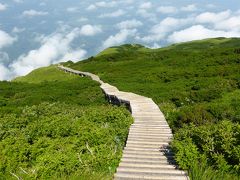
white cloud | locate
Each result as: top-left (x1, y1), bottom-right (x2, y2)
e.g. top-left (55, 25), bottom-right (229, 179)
top-left (181, 4), bottom-right (197, 12)
top-left (12, 27), bottom-right (25, 33)
top-left (10, 28), bottom-right (87, 77)
top-left (0, 52), bottom-right (10, 64)
top-left (168, 25), bottom-right (240, 43)
top-left (196, 10), bottom-right (240, 31)
top-left (215, 15), bottom-right (240, 32)
top-left (152, 17), bottom-right (190, 34)
top-left (102, 29), bottom-right (137, 49)
top-left (140, 9), bottom-right (240, 44)
top-left (206, 4), bottom-right (216, 9)
top-left (96, 1), bottom-right (117, 8)
top-left (116, 19), bottom-right (143, 29)
top-left (79, 24), bottom-right (102, 36)
top-left (196, 10), bottom-right (231, 24)
top-left (137, 9), bottom-right (156, 22)
top-left (39, 2), bottom-right (46, 6)
top-left (0, 29), bottom-right (17, 49)
top-left (137, 2), bottom-right (156, 21)
top-left (0, 3), bottom-right (7, 11)
top-left (99, 9), bottom-right (125, 18)
top-left (13, 0), bottom-right (23, 3)
top-left (139, 2), bottom-right (152, 9)
top-left (157, 6), bottom-right (178, 14)
top-left (126, 0), bottom-right (135, 3)
top-left (120, 0), bottom-right (135, 4)
top-left (147, 43), bottom-right (161, 49)
top-left (87, 1), bottom-right (117, 11)
top-left (157, 4), bottom-right (197, 14)
top-left (67, 7), bottom-right (78, 13)
top-left (22, 10), bottom-right (49, 17)
top-left (86, 4), bottom-right (96, 11)
top-left (0, 64), bottom-right (12, 80)
top-left (140, 17), bottom-right (192, 43)
top-left (78, 17), bottom-right (88, 22)
top-left (60, 49), bottom-right (86, 63)
top-left (215, 16), bottom-right (240, 31)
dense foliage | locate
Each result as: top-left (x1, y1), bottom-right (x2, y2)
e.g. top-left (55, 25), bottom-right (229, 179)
top-left (0, 66), bottom-right (133, 179)
top-left (70, 38), bottom-right (240, 179)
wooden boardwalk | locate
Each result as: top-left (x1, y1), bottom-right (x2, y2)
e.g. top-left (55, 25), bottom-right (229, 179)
top-left (59, 65), bottom-right (189, 180)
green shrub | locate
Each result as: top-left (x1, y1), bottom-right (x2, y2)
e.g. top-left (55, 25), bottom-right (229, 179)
top-left (0, 103), bottom-right (133, 179)
top-left (171, 137), bottom-right (200, 170)
top-left (0, 66), bottom-right (133, 179)
top-left (172, 121), bottom-right (240, 175)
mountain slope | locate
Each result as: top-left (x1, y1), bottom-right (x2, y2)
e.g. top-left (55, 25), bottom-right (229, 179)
top-left (69, 38), bottom-right (240, 179)
top-left (0, 65), bottom-right (133, 179)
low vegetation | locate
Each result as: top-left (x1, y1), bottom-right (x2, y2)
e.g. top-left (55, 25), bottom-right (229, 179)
top-left (69, 38), bottom-right (240, 179)
top-left (0, 66), bottom-right (133, 179)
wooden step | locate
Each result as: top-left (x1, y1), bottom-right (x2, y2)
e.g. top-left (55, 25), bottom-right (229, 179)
top-left (124, 147), bottom-right (170, 152)
top-left (117, 167), bottom-right (186, 175)
top-left (127, 137), bottom-right (172, 142)
top-left (129, 129), bottom-right (172, 133)
top-left (134, 117), bottom-right (165, 120)
top-left (130, 127), bottom-right (171, 130)
top-left (115, 173), bottom-right (188, 180)
top-left (123, 149), bottom-right (173, 156)
top-left (126, 141), bottom-right (171, 146)
top-left (129, 132), bottom-right (172, 136)
top-left (131, 124), bottom-right (169, 127)
top-left (122, 154), bottom-right (174, 160)
top-left (121, 156), bottom-right (173, 162)
top-left (119, 162), bottom-right (177, 170)
top-left (120, 158), bottom-right (173, 165)
top-left (133, 123), bottom-right (168, 126)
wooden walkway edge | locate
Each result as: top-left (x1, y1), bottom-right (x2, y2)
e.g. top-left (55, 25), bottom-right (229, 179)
top-left (58, 65), bottom-right (189, 180)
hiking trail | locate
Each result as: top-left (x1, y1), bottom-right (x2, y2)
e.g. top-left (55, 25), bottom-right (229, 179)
top-left (59, 65), bottom-right (189, 180)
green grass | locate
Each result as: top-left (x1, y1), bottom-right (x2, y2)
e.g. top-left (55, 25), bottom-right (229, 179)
top-left (69, 38), bottom-right (240, 179)
top-left (160, 37), bottom-right (239, 51)
top-left (96, 47), bottom-right (118, 57)
top-left (0, 65), bottom-right (133, 179)
top-left (13, 65), bottom-right (77, 83)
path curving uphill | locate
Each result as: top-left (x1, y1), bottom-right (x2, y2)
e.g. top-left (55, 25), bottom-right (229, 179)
top-left (59, 65), bottom-right (189, 180)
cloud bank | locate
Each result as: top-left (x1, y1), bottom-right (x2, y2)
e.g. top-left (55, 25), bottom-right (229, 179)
top-left (0, 27), bottom-right (87, 80)
top-left (11, 28), bottom-right (86, 77)
top-left (168, 25), bottom-right (240, 43)
top-left (137, 9), bottom-right (240, 44)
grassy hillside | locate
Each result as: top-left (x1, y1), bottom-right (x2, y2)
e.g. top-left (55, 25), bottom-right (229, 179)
top-left (0, 65), bottom-right (133, 179)
top-left (14, 65), bottom-right (78, 83)
top-left (69, 38), bottom-right (240, 179)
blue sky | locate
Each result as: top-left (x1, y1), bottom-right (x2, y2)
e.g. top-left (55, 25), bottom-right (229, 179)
top-left (0, 0), bottom-right (240, 80)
